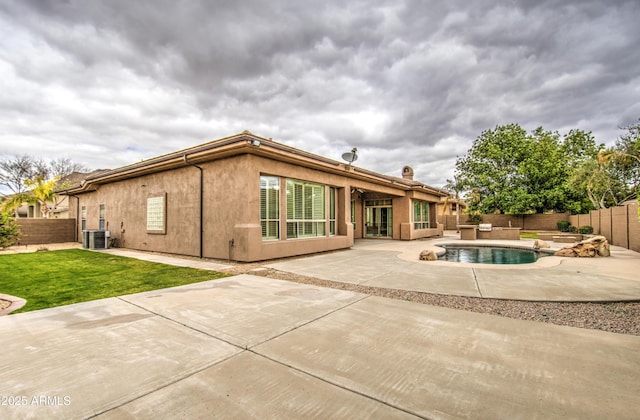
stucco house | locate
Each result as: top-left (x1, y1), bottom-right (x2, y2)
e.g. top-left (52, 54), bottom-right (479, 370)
top-left (62, 132), bottom-right (447, 262)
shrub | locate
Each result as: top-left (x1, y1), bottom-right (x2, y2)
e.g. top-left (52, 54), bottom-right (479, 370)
top-left (568, 225), bottom-right (578, 233)
top-left (0, 213), bottom-right (21, 248)
top-left (578, 225), bottom-right (594, 235)
top-left (557, 220), bottom-right (571, 232)
top-left (467, 213), bottom-right (483, 225)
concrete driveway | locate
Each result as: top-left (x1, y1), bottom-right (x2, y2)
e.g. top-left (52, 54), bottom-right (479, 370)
top-left (267, 237), bottom-right (640, 301)
top-left (2, 273), bottom-right (639, 419)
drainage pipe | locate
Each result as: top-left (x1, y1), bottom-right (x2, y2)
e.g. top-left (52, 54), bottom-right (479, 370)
top-left (183, 155), bottom-right (203, 259)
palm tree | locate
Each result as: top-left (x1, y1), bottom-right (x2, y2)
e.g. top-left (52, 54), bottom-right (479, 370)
top-left (1, 192), bottom-right (32, 217)
top-left (444, 177), bottom-right (462, 232)
top-left (24, 176), bottom-right (59, 218)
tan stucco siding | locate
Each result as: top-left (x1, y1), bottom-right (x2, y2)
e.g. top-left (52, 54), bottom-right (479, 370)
top-left (68, 151), bottom-right (444, 261)
top-left (73, 166), bottom-right (201, 256)
top-left (230, 155), bottom-right (354, 261)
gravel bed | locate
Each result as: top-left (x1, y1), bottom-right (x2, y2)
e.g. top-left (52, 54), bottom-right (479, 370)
top-left (223, 265), bottom-right (640, 337)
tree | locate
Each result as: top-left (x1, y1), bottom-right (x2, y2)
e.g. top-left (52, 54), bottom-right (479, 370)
top-left (568, 159), bottom-right (627, 209)
top-left (455, 124), bottom-right (529, 214)
top-left (0, 155), bottom-right (36, 195)
top-left (597, 119), bottom-right (640, 220)
top-left (24, 176), bottom-right (59, 218)
top-left (0, 155), bottom-right (88, 217)
top-left (0, 212), bottom-right (21, 248)
top-left (443, 176), bottom-right (463, 231)
top-left (455, 124), bottom-right (599, 214)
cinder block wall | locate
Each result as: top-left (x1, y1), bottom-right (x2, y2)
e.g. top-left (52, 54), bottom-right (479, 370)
top-left (439, 213), bottom-right (569, 231)
top-left (569, 204), bottom-right (639, 252)
top-left (15, 219), bottom-right (77, 245)
top-left (522, 213), bottom-right (570, 230)
top-left (629, 205), bottom-right (640, 252)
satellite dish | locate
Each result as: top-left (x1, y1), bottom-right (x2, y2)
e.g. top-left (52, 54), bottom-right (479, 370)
top-left (342, 147), bottom-right (358, 164)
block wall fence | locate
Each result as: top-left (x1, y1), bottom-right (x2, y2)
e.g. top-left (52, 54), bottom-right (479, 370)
top-left (438, 204), bottom-right (638, 252)
top-left (569, 203), bottom-right (639, 252)
top-left (438, 213), bottom-right (570, 231)
top-left (15, 219), bottom-right (77, 245)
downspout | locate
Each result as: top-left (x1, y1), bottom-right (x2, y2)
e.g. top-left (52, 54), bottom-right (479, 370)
top-left (183, 155), bottom-right (204, 259)
top-left (68, 194), bottom-right (80, 242)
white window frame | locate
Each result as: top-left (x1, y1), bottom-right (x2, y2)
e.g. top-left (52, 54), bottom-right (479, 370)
top-left (260, 176), bottom-right (280, 240)
top-left (329, 187), bottom-right (337, 236)
top-left (99, 204), bottom-right (106, 230)
top-left (413, 200), bottom-right (430, 230)
top-left (81, 206), bottom-right (87, 230)
top-left (286, 179), bottom-right (326, 239)
top-left (147, 193), bottom-right (167, 234)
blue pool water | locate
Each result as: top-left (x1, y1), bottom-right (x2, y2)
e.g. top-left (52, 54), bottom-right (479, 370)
top-left (438, 245), bottom-right (547, 264)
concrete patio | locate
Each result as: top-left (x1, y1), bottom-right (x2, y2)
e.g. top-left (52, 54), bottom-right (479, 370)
top-left (1, 237), bottom-right (640, 418)
top-left (267, 236), bottom-right (640, 301)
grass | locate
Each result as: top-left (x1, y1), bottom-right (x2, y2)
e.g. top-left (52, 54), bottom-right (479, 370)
top-left (520, 232), bottom-right (539, 239)
top-left (0, 249), bottom-right (229, 313)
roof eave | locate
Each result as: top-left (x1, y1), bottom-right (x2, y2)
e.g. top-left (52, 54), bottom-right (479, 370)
top-left (60, 132), bottom-right (448, 197)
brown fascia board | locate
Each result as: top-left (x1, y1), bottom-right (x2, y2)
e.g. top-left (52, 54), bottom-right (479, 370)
top-left (60, 132), bottom-right (447, 197)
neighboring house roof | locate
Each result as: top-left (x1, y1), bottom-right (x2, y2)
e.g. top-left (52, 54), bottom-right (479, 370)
top-left (57, 170), bottom-right (110, 190)
top-left (61, 131), bottom-right (449, 197)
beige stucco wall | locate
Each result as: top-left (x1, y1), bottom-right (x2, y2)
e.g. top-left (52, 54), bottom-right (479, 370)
top-left (70, 166), bottom-right (201, 256)
top-left (69, 153), bottom-right (443, 261)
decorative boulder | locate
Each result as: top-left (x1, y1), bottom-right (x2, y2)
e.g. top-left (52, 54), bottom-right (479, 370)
top-left (419, 250), bottom-right (438, 261)
top-left (533, 239), bottom-right (550, 250)
top-left (554, 235), bottom-right (610, 258)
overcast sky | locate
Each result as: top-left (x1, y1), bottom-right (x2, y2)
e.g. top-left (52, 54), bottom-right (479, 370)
top-left (1, 0), bottom-right (638, 190)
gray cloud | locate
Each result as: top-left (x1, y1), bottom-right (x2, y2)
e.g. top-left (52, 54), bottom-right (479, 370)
top-left (1, 0), bottom-right (638, 189)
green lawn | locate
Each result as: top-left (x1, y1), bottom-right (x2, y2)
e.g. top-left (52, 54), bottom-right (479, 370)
top-left (0, 249), bottom-right (229, 313)
top-left (520, 232), bottom-right (539, 239)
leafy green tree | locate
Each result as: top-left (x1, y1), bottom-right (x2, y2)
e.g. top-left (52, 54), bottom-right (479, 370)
top-left (568, 159), bottom-right (627, 209)
top-left (455, 124), bottom-right (529, 214)
top-left (24, 176), bottom-right (59, 218)
top-left (455, 124), bottom-right (599, 214)
top-left (0, 213), bottom-right (21, 248)
top-left (597, 119), bottom-right (640, 220)
top-left (600, 120), bottom-right (640, 194)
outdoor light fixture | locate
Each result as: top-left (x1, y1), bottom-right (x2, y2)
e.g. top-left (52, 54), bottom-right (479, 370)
top-left (250, 139), bottom-right (261, 147)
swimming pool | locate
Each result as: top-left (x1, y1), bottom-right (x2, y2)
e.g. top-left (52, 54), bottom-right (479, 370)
top-left (438, 244), bottom-right (550, 264)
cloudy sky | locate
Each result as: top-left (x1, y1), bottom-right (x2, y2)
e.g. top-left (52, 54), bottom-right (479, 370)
top-left (1, 0), bottom-right (638, 189)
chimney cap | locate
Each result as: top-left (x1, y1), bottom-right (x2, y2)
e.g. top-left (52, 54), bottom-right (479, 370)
top-left (402, 165), bottom-right (414, 180)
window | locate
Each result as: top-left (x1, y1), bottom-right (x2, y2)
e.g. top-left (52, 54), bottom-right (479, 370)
top-left (99, 204), bottom-right (105, 230)
top-left (260, 176), bottom-right (280, 240)
top-left (350, 199), bottom-right (356, 227)
top-left (81, 206), bottom-right (86, 230)
top-left (413, 200), bottom-right (430, 230)
top-left (286, 179), bottom-right (325, 238)
top-left (147, 193), bottom-right (166, 234)
top-left (329, 187), bottom-right (336, 235)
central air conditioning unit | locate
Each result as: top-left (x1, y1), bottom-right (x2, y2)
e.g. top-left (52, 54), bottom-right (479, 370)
top-left (82, 230), bottom-right (109, 250)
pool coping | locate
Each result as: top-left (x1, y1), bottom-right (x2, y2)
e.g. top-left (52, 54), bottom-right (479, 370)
top-left (430, 242), bottom-right (556, 267)
top-left (396, 239), bottom-right (566, 270)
